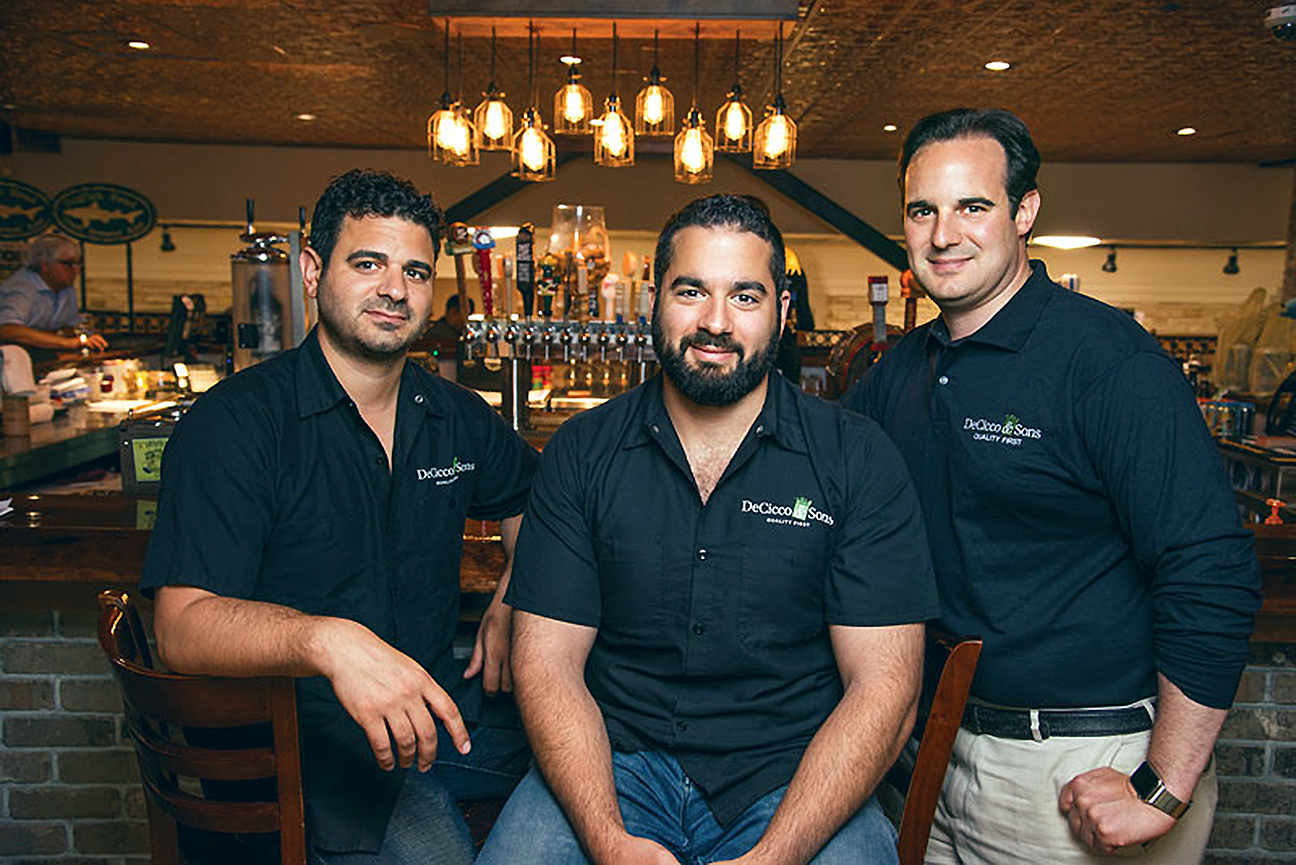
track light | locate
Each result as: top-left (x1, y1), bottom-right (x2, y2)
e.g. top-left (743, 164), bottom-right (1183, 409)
top-left (1223, 248), bottom-right (1239, 275)
top-left (160, 228), bottom-right (176, 252)
top-left (1101, 247), bottom-right (1116, 273)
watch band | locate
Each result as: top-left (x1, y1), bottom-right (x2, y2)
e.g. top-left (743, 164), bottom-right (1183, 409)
top-left (1129, 761), bottom-right (1191, 820)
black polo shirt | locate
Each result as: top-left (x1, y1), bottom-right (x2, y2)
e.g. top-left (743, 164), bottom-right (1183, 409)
top-left (843, 261), bottom-right (1260, 711)
top-left (141, 327), bottom-right (537, 852)
top-left (507, 372), bottom-right (937, 826)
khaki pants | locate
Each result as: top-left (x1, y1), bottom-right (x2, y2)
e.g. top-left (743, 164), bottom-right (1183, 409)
top-left (922, 726), bottom-right (1217, 865)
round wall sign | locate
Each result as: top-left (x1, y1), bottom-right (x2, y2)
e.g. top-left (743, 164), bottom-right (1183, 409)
top-left (0, 179), bottom-right (54, 241)
top-left (52, 183), bottom-right (157, 244)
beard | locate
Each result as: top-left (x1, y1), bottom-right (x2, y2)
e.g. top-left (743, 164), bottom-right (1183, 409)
top-left (652, 305), bottom-right (780, 407)
top-left (316, 288), bottom-right (424, 363)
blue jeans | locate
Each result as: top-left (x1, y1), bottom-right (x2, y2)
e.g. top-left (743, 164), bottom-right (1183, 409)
top-left (478, 751), bottom-right (898, 865)
top-left (309, 724), bottom-right (529, 865)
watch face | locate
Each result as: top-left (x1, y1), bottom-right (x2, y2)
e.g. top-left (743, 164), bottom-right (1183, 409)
top-left (1130, 762), bottom-right (1158, 798)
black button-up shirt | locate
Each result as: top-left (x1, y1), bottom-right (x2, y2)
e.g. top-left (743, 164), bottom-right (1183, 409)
top-left (844, 261), bottom-right (1260, 710)
top-left (507, 372), bottom-right (937, 826)
top-left (141, 328), bottom-right (537, 851)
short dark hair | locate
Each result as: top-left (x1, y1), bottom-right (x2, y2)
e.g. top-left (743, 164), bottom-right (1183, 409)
top-left (307, 169), bottom-right (443, 270)
top-left (898, 108), bottom-right (1041, 214)
top-left (654, 194), bottom-right (787, 296)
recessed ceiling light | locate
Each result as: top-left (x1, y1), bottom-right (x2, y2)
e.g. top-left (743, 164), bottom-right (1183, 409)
top-left (559, 54), bottom-right (581, 65)
top-left (1, 103), bottom-right (15, 111)
top-left (272, 45), bottom-right (287, 55)
top-left (984, 60), bottom-right (1011, 71)
top-left (883, 124), bottom-right (898, 132)
top-left (295, 113), bottom-right (316, 121)
top-left (127, 40), bottom-right (151, 50)
top-left (1032, 235), bottom-right (1103, 249)
top-left (1177, 126), bottom-right (1197, 136)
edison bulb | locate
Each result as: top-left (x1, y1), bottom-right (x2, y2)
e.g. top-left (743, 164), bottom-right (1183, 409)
top-left (434, 113), bottom-right (457, 151)
top-left (643, 88), bottom-right (664, 125)
top-left (764, 116), bottom-right (790, 159)
top-left (450, 117), bottom-right (471, 156)
top-left (680, 128), bottom-right (705, 173)
top-left (562, 86), bottom-right (586, 123)
top-left (601, 113), bottom-right (627, 157)
top-left (724, 103), bottom-right (747, 141)
top-left (484, 101), bottom-right (508, 141)
top-left (520, 128), bottom-right (546, 172)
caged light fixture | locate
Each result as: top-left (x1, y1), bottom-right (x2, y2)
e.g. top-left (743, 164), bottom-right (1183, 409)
top-left (554, 28), bottom-right (593, 134)
top-left (715, 30), bottom-right (752, 153)
top-left (427, 21), bottom-right (461, 163)
top-left (635, 30), bottom-right (674, 136)
top-left (512, 24), bottom-right (555, 182)
top-left (753, 22), bottom-right (796, 170)
top-left (674, 23), bottom-right (713, 185)
top-left (447, 33), bottom-right (479, 165)
top-left (474, 27), bottom-right (513, 150)
top-left (593, 23), bottom-right (634, 167)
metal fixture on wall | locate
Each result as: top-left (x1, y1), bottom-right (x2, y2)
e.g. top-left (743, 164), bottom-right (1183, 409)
top-left (1102, 246), bottom-right (1117, 272)
top-left (513, 24), bottom-right (555, 182)
top-left (160, 227), bottom-right (176, 252)
top-left (474, 27), bottom-right (513, 150)
top-left (635, 30), bottom-right (674, 136)
top-left (753, 22), bottom-right (795, 169)
top-left (1224, 247), bottom-right (1240, 274)
top-left (716, 30), bottom-right (752, 153)
top-left (674, 23), bottom-right (713, 184)
top-left (594, 23), bottom-right (634, 167)
top-left (554, 28), bottom-right (593, 134)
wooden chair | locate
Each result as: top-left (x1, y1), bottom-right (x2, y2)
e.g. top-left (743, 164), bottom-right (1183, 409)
top-left (894, 630), bottom-right (983, 865)
top-left (97, 589), bottom-right (306, 865)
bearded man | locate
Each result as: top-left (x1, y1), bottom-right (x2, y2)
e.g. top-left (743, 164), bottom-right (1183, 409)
top-left (143, 169), bottom-right (536, 864)
top-left (478, 194), bottom-right (938, 865)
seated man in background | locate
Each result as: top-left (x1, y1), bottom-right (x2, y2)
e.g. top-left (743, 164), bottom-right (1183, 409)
top-left (480, 194), bottom-right (939, 865)
top-left (142, 169), bottom-right (536, 864)
top-left (0, 233), bottom-right (107, 359)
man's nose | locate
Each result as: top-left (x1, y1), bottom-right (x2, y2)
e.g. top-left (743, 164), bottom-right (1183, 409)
top-left (377, 266), bottom-right (408, 300)
top-left (931, 212), bottom-right (960, 249)
top-left (697, 294), bottom-right (732, 334)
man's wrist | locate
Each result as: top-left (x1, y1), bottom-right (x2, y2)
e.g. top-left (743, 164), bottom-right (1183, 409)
top-left (1130, 761), bottom-right (1191, 819)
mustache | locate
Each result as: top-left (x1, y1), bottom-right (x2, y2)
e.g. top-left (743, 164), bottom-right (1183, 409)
top-left (362, 298), bottom-right (410, 319)
top-left (680, 331), bottom-right (742, 355)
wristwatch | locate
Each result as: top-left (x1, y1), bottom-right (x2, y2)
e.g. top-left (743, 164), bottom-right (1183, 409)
top-left (78, 332), bottom-right (88, 347)
top-left (1130, 761), bottom-right (1191, 819)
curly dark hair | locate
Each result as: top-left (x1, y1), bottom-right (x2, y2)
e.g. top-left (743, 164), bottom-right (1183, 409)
top-left (898, 108), bottom-right (1040, 215)
top-left (307, 169), bottom-right (443, 270)
top-left (653, 194), bottom-right (787, 296)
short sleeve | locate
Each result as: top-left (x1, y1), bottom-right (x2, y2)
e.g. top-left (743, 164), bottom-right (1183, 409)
top-left (826, 419), bottom-right (940, 626)
top-left (504, 420), bottom-right (602, 627)
top-left (0, 282), bottom-right (36, 327)
top-left (139, 389), bottom-right (278, 599)
top-left (462, 392), bottom-right (538, 521)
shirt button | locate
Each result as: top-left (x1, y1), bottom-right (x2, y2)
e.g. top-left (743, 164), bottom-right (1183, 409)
top-left (650, 423), bottom-right (660, 434)
top-left (938, 375), bottom-right (949, 385)
top-left (697, 549), bottom-right (707, 561)
top-left (755, 424), bottom-right (764, 434)
top-left (676, 721), bottom-right (688, 732)
top-left (375, 455), bottom-right (384, 466)
top-left (414, 394), bottom-right (424, 404)
top-left (692, 623), bottom-right (705, 635)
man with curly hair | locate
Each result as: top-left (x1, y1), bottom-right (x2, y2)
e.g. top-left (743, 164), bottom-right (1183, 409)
top-left (142, 169), bottom-right (537, 864)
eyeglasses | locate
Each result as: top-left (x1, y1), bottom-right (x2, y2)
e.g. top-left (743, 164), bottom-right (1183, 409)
top-left (56, 259), bottom-right (82, 268)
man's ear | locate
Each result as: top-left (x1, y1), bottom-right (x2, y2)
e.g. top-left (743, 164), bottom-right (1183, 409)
top-left (1015, 189), bottom-right (1041, 239)
top-left (300, 247), bottom-right (323, 299)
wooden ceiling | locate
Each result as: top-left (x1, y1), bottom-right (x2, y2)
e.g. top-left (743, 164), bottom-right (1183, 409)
top-left (0, 0), bottom-right (1292, 163)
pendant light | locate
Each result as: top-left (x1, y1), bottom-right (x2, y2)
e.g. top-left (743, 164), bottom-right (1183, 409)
top-left (474, 27), bottom-right (512, 150)
top-left (428, 21), bottom-right (460, 162)
top-left (674, 24), bottom-right (713, 185)
top-left (513, 24), bottom-right (555, 182)
top-left (715, 30), bottom-right (752, 153)
top-left (594, 23), bottom-right (634, 167)
top-left (753, 23), bottom-right (796, 170)
top-left (554, 28), bottom-right (593, 134)
top-left (448, 33), bottom-right (479, 166)
top-left (635, 30), bottom-right (674, 136)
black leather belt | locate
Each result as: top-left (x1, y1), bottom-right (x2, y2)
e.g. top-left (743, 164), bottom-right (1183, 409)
top-left (962, 702), bottom-right (1154, 740)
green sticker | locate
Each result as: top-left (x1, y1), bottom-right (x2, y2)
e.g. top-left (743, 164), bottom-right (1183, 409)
top-left (135, 499), bottom-right (158, 530)
top-left (131, 437), bottom-right (168, 483)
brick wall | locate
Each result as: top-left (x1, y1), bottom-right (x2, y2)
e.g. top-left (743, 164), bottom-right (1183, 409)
top-left (1, 609), bottom-right (149, 865)
top-left (3, 603), bottom-right (1294, 864)
top-left (1208, 642), bottom-right (1296, 864)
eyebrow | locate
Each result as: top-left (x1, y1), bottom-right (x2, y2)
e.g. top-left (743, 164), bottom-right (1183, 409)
top-left (669, 275), bottom-right (769, 295)
top-left (906, 196), bottom-right (997, 212)
top-left (346, 249), bottom-right (433, 275)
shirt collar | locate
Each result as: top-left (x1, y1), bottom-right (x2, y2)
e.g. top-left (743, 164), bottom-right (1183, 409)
top-left (623, 371), bottom-right (806, 453)
top-left (294, 327), bottom-right (443, 419)
top-left (927, 259), bottom-right (1055, 353)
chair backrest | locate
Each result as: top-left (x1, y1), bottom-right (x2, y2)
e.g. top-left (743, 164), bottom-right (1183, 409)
top-left (97, 589), bottom-right (306, 865)
top-left (896, 630), bottom-right (982, 865)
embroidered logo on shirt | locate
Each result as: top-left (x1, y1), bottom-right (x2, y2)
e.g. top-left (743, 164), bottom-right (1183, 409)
top-left (963, 413), bottom-right (1043, 447)
top-left (416, 456), bottom-right (476, 485)
top-left (742, 496), bottom-right (834, 527)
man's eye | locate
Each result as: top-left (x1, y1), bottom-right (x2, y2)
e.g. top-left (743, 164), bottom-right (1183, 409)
top-left (406, 268), bottom-right (429, 281)
top-left (909, 207), bottom-right (932, 219)
top-left (733, 293), bottom-right (759, 305)
top-left (355, 260), bottom-right (378, 270)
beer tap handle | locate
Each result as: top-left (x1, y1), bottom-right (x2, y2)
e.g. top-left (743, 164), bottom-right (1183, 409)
top-left (473, 228), bottom-right (496, 318)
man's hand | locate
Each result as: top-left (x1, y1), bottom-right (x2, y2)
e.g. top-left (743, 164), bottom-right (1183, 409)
top-left (318, 618), bottom-right (471, 772)
top-left (1058, 767), bottom-right (1177, 854)
top-left (597, 834), bottom-right (679, 864)
top-left (81, 333), bottom-right (108, 351)
top-left (463, 595), bottom-right (512, 695)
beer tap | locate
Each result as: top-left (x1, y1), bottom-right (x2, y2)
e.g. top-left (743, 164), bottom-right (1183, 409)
top-left (472, 228), bottom-right (496, 319)
top-left (598, 326), bottom-right (611, 363)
